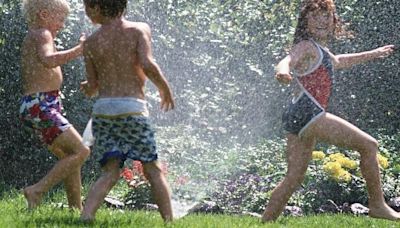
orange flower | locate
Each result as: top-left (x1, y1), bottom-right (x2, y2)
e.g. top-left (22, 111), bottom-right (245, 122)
top-left (132, 160), bottom-right (144, 176)
top-left (120, 167), bottom-right (133, 181)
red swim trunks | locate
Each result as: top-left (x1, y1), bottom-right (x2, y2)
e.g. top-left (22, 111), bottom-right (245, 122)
top-left (19, 90), bottom-right (72, 145)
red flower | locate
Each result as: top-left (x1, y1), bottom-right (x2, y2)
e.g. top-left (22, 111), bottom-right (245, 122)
top-left (120, 167), bottom-right (134, 181)
top-left (132, 160), bottom-right (144, 177)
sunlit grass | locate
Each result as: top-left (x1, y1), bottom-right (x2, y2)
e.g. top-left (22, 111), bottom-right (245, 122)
top-left (0, 190), bottom-right (399, 228)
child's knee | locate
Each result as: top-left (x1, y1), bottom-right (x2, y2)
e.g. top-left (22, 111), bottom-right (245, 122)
top-left (78, 145), bottom-right (91, 160)
top-left (109, 171), bottom-right (121, 184)
top-left (285, 171), bottom-right (307, 187)
top-left (143, 162), bottom-right (163, 179)
top-left (366, 138), bottom-right (379, 152)
top-left (101, 164), bottom-right (121, 183)
top-left (359, 138), bottom-right (379, 155)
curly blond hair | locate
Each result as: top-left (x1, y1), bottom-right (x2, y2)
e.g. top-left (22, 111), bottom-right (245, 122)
top-left (22, 0), bottom-right (70, 25)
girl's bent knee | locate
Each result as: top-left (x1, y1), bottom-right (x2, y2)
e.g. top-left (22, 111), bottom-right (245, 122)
top-left (360, 138), bottom-right (379, 155)
top-left (368, 138), bottom-right (379, 150)
top-left (285, 172), bottom-right (306, 187)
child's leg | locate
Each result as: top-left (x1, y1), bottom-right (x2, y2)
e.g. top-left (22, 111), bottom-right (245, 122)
top-left (143, 161), bottom-right (173, 222)
top-left (80, 158), bottom-right (121, 221)
top-left (23, 127), bottom-right (90, 209)
top-left (52, 147), bottom-right (83, 210)
top-left (63, 169), bottom-right (83, 210)
top-left (309, 113), bottom-right (400, 220)
top-left (262, 134), bottom-right (315, 222)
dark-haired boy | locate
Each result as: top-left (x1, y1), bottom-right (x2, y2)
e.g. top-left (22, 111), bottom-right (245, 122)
top-left (80, 0), bottom-right (175, 222)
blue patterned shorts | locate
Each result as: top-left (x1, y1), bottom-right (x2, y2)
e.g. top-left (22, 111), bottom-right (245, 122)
top-left (92, 115), bottom-right (157, 167)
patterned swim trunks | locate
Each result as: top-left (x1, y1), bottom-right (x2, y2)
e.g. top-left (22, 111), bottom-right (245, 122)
top-left (19, 90), bottom-right (72, 145)
top-left (92, 115), bottom-right (157, 167)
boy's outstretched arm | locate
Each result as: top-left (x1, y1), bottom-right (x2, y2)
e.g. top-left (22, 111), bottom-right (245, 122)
top-left (137, 24), bottom-right (175, 112)
top-left (36, 29), bottom-right (85, 68)
top-left (81, 42), bottom-right (99, 97)
top-left (335, 45), bottom-right (395, 69)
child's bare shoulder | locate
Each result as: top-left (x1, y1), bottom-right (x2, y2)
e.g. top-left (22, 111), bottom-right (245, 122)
top-left (25, 28), bottom-right (53, 44)
top-left (290, 40), bottom-right (319, 60)
top-left (125, 21), bottom-right (151, 35)
top-left (23, 28), bottom-right (53, 53)
top-left (292, 40), bottom-right (316, 54)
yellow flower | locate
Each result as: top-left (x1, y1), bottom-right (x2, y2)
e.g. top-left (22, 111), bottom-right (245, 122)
top-left (377, 154), bottom-right (389, 169)
top-left (312, 151), bottom-right (325, 160)
top-left (329, 153), bottom-right (345, 161)
top-left (323, 161), bottom-right (342, 175)
top-left (329, 153), bottom-right (357, 170)
top-left (338, 157), bottom-right (358, 170)
top-left (333, 169), bottom-right (352, 182)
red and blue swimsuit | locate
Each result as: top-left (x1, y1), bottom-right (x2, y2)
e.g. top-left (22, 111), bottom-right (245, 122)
top-left (282, 41), bottom-right (334, 136)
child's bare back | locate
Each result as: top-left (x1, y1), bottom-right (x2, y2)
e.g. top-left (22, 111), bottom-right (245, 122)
top-left (84, 19), bottom-right (152, 98)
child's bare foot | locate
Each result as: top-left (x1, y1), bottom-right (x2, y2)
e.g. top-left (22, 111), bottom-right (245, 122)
top-left (369, 204), bottom-right (400, 221)
top-left (261, 212), bottom-right (278, 223)
top-left (22, 186), bottom-right (42, 209)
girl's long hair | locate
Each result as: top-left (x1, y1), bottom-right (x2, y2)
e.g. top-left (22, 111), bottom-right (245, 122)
top-left (293, 0), bottom-right (347, 45)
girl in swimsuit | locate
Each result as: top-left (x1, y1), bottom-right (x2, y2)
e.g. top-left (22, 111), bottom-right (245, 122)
top-left (263, 0), bottom-right (397, 222)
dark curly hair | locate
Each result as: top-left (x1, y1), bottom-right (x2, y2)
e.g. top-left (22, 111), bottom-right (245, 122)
top-left (84, 0), bottom-right (127, 18)
top-left (293, 0), bottom-right (348, 44)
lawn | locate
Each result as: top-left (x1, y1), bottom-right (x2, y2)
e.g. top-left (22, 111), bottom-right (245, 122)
top-left (0, 191), bottom-right (399, 228)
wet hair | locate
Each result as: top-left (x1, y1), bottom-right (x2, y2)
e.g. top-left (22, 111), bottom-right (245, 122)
top-left (83, 0), bottom-right (127, 18)
top-left (22, 0), bottom-right (70, 25)
top-left (293, 0), bottom-right (346, 44)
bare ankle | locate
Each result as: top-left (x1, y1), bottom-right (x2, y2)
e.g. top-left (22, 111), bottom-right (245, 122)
top-left (163, 215), bottom-right (173, 223)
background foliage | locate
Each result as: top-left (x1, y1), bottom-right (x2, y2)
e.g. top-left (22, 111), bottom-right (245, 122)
top-left (0, 0), bottom-right (399, 212)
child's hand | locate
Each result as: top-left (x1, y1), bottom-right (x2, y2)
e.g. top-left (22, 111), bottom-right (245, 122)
top-left (160, 90), bottom-right (175, 112)
top-left (75, 33), bottom-right (86, 56)
top-left (275, 72), bottom-right (293, 85)
top-left (372, 45), bottom-right (395, 58)
top-left (79, 33), bottom-right (86, 45)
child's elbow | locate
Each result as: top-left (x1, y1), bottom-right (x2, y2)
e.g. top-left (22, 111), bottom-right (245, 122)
top-left (141, 60), bottom-right (158, 75)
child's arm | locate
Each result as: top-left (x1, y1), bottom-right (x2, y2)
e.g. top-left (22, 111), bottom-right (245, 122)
top-left (36, 29), bottom-right (84, 68)
top-left (81, 42), bottom-right (99, 97)
top-left (275, 55), bottom-right (293, 84)
top-left (275, 41), bottom-right (317, 84)
top-left (137, 23), bottom-right (175, 112)
top-left (334, 45), bottom-right (395, 69)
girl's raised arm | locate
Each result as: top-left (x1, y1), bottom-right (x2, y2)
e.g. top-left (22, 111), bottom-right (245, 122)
top-left (334, 45), bottom-right (395, 69)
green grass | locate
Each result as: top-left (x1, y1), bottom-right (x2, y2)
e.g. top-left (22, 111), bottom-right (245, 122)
top-left (0, 191), bottom-right (399, 228)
